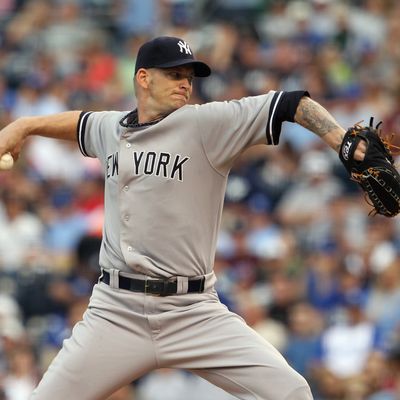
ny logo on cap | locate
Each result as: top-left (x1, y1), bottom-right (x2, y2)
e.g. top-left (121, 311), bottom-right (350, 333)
top-left (177, 40), bottom-right (192, 55)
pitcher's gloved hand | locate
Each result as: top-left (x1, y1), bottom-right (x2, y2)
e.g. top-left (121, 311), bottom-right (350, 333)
top-left (339, 118), bottom-right (400, 217)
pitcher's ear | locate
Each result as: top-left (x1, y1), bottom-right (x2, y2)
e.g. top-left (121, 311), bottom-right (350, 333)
top-left (136, 68), bottom-right (150, 89)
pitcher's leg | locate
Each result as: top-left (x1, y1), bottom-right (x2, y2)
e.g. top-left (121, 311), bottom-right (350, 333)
top-left (193, 364), bottom-right (312, 400)
top-left (157, 294), bottom-right (313, 400)
top-left (30, 285), bottom-right (156, 400)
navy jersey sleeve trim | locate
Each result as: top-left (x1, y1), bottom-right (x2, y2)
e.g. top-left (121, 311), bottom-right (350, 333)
top-left (77, 111), bottom-right (92, 157)
top-left (266, 90), bottom-right (310, 145)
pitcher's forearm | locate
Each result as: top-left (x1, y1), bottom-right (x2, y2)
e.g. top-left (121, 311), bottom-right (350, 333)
top-left (19, 111), bottom-right (82, 141)
top-left (0, 111), bottom-right (82, 158)
top-left (294, 96), bottom-right (345, 153)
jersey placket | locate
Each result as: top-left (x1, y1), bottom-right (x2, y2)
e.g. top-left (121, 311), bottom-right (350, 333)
top-left (118, 135), bottom-right (139, 267)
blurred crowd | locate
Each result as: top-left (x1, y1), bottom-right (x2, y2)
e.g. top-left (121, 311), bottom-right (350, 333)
top-left (0, 0), bottom-right (400, 399)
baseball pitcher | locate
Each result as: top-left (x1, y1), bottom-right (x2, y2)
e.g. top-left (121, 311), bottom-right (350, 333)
top-left (0, 36), bottom-right (371, 400)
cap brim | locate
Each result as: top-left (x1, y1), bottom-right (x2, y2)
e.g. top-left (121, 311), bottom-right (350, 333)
top-left (155, 59), bottom-right (211, 77)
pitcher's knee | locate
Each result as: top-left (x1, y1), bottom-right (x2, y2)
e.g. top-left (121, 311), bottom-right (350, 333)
top-left (284, 379), bottom-right (313, 400)
top-left (277, 367), bottom-right (313, 400)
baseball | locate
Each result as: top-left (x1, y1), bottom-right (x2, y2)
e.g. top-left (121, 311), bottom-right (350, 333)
top-left (0, 152), bottom-right (14, 170)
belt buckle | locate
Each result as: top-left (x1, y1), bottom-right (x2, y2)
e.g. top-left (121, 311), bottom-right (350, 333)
top-left (144, 279), bottom-right (156, 296)
top-left (144, 278), bottom-right (165, 296)
top-left (145, 278), bottom-right (176, 296)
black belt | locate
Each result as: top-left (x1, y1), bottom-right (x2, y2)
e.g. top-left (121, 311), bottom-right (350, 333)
top-left (100, 270), bottom-right (205, 296)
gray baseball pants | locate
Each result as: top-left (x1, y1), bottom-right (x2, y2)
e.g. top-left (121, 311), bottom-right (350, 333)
top-left (30, 275), bottom-right (313, 400)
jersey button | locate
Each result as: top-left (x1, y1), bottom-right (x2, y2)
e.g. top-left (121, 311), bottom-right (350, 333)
top-left (126, 143), bottom-right (131, 148)
top-left (127, 246), bottom-right (133, 252)
top-left (124, 215), bottom-right (130, 221)
top-left (123, 186), bottom-right (129, 192)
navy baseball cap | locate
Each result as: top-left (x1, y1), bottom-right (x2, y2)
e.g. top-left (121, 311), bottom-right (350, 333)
top-left (135, 36), bottom-right (211, 77)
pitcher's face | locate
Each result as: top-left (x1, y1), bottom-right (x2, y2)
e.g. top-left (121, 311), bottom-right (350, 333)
top-left (144, 65), bottom-right (194, 114)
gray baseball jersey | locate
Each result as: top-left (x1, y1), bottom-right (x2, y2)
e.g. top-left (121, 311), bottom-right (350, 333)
top-left (31, 90), bottom-right (313, 400)
top-left (77, 91), bottom-right (303, 278)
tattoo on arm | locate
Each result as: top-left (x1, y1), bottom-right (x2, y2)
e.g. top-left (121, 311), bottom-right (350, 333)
top-left (294, 96), bottom-right (345, 151)
top-left (295, 97), bottom-right (344, 144)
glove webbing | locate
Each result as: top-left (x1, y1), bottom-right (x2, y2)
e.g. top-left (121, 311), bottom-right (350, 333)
top-left (357, 167), bottom-right (400, 217)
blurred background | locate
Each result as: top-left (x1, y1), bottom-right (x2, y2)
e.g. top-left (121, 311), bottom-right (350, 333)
top-left (0, 0), bottom-right (400, 399)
